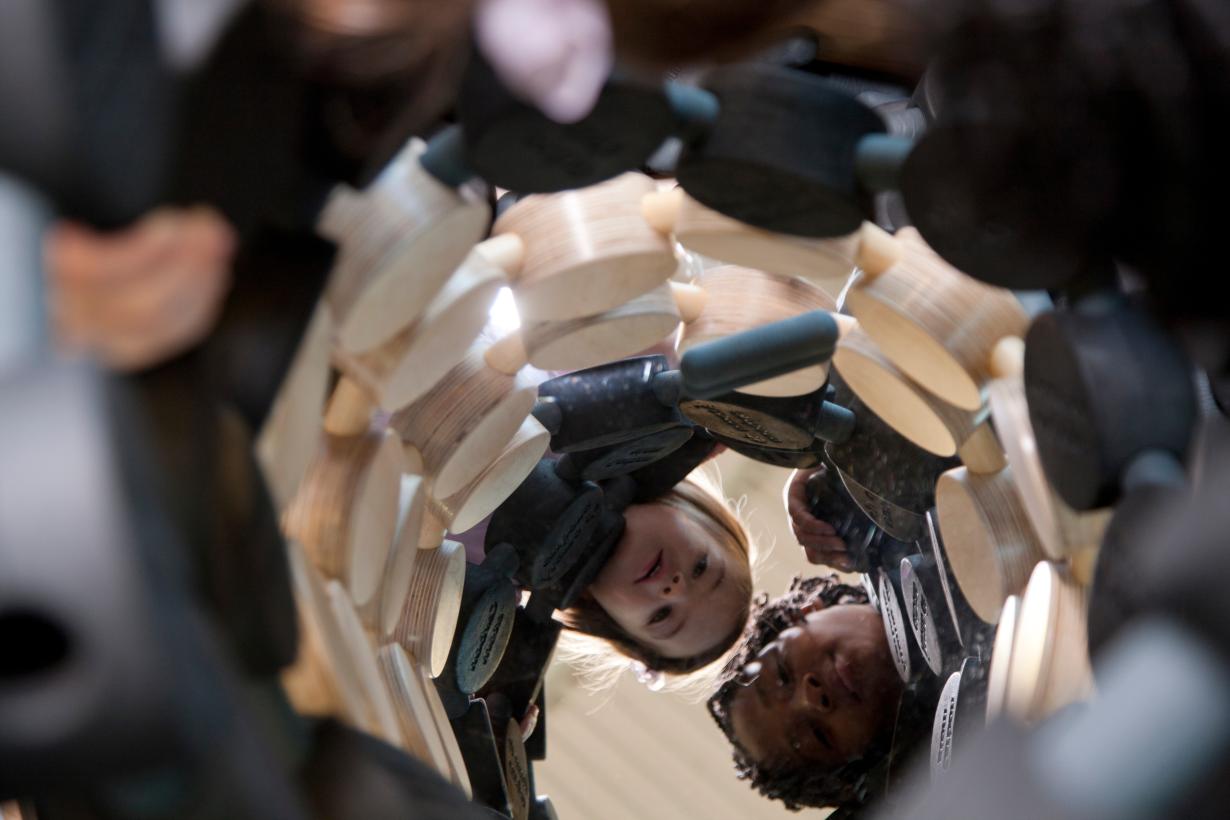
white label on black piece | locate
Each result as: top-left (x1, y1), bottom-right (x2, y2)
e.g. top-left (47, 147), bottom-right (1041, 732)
top-left (906, 566), bottom-right (943, 675)
top-left (931, 670), bottom-right (963, 777)
top-left (878, 570), bottom-right (911, 682)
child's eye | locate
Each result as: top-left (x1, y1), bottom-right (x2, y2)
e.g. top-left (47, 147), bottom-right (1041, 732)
top-left (649, 606), bottom-right (671, 625)
top-left (691, 554), bottom-right (709, 579)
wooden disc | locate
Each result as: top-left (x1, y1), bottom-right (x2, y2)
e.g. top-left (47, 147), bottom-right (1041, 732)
top-left (936, 466), bottom-right (1047, 623)
top-left (392, 539), bottom-right (466, 678)
top-left (432, 415), bottom-right (551, 535)
top-left (495, 173), bottom-right (676, 322)
top-left (984, 594), bottom-right (1019, 721)
top-left (672, 193), bottom-right (861, 301)
top-left (1006, 562), bottom-right (1092, 723)
top-left (415, 661), bottom-right (472, 796)
top-left (503, 718), bottom-right (531, 820)
top-left (282, 431), bottom-right (405, 612)
top-left (523, 283), bottom-right (681, 371)
top-left (834, 325), bottom-right (986, 456)
top-left (846, 228), bottom-right (1028, 410)
top-left (679, 266), bottom-right (837, 397)
top-left (988, 375), bottom-right (1112, 560)
top-left (282, 542), bottom-right (370, 726)
top-left (379, 475), bottom-right (427, 636)
top-left (391, 344), bottom-right (537, 499)
top-left (377, 643), bottom-right (454, 777)
top-left (257, 303), bottom-right (333, 510)
top-left (325, 581), bottom-right (404, 747)
top-left (321, 139), bottom-right (491, 353)
top-left (336, 248), bottom-right (508, 411)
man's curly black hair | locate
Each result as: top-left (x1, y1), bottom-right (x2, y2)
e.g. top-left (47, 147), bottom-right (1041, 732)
top-left (706, 574), bottom-right (937, 814)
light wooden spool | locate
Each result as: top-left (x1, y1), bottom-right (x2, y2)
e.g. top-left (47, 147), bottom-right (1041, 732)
top-left (318, 137), bottom-right (490, 353)
top-left (494, 173), bottom-right (676, 322)
top-left (376, 473), bottom-right (427, 637)
top-left (281, 542), bottom-right (371, 727)
top-left (678, 266), bottom-right (838, 397)
top-left (985, 594), bottom-right (1019, 721)
top-left (846, 227), bottom-right (1029, 410)
top-left (331, 239), bottom-right (519, 412)
top-left (649, 188), bottom-right (865, 302)
top-left (1005, 562), bottom-right (1093, 723)
top-left (427, 414), bottom-right (550, 534)
top-left (377, 643), bottom-right (458, 782)
top-left (520, 281), bottom-right (686, 372)
top-left (390, 341), bottom-right (537, 500)
top-left (834, 323), bottom-right (989, 457)
top-left (325, 580), bottom-right (405, 747)
top-left (936, 465), bottom-right (1047, 623)
top-left (391, 537), bottom-right (466, 678)
top-left (988, 374), bottom-right (1112, 562)
top-left (281, 430), bottom-right (405, 617)
top-left (257, 303), bottom-right (333, 510)
top-left (414, 659), bottom-right (472, 796)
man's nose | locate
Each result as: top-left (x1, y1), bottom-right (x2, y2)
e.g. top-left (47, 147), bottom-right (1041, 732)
top-left (793, 671), bottom-right (833, 714)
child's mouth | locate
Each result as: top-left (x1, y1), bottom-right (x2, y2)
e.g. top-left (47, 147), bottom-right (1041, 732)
top-left (635, 551), bottom-right (664, 584)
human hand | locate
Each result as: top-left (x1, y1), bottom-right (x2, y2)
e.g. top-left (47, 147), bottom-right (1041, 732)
top-left (45, 206), bottom-right (236, 371)
top-left (785, 467), bottom-right (855, 571)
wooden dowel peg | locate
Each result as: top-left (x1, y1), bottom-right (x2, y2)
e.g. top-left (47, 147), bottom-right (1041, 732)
top-left (642, 188), bottom-right (684, 236)
top-left (323, 376), bottom-right (374, 437)
top-left (669, 281), bottom-right (707, 323)
top-left (474, 233), bottom-right (527, 278)
top-left (484, 332), bottom-right (529, 376)
top-left (989, 336), bottom-right (1026, 380)
top-left (957, 423), bottom-right (1008, 475)
top-left (854, 222), bottom-right (900, 278)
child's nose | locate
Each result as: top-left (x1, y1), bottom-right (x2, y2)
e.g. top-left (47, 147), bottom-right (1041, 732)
top-left (661, 572), bottom-right (684, 596)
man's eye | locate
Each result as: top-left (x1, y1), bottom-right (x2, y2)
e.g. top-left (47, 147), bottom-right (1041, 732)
top-left (649, 606), bottom-right (671, 625)
top-left (692, 554), bottom-right (708, 579)
top-left (776, 657), bottom-right (791, 687)
top-left (812, 726), bottom-right (832, 750)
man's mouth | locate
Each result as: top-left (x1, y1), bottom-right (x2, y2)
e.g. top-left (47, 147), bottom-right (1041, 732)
top-left (635, 551), bottom-right (664, 584)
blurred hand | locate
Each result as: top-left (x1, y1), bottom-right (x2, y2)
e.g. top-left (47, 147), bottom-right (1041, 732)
top-left (785, 467), bottom-right (855, 571)
top-left (475, 0), bottom-right (613, 123)
top-left (518, 702), bottom-right (540, 742)
top-left (45, 206), bottom-right (236, 371)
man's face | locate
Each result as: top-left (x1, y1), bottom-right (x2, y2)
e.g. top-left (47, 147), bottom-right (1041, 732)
top-left (728, 603), bottom-right (903, 771)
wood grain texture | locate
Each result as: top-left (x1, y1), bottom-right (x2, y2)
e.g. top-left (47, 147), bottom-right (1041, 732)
top-left (834, 323), bottom-right (986, 456)
top-left (936, 465), bottom-right (1047, 623)
top-left (391, 538), bottom-right (466, 678)
top-left (988, 375), bottom-right (1112, 560)
top-left (417, 660), bottom-right (473, 797)
top-left (281, 542), bottom-right (370, 727)
top-left (429, 414), bottom-right (550, 535)
top-left (333, 247), bottom-right (508, 411)
top-left (1006, 562), bottom-right (1093, 723)
top-left (257, 303), bottom-right (333, 511)
top-left (984, 594), bottom-right (1019, 721)
top-left (847, 228), bottom-right (1029, 410)
top-left (379, 474), bottom-right (426, 636)
top-left (282, 430), bottom-right (405, 613)
top-left (378, 643), bottom-right (453, 776)
top-left (390, 342), bottom-right (537, 499)
top-left (320, 138), bottom-right (490, 353)
top-left (326, 580), bottom-right (405, 746)
top-left (523, 283), bottom-right (681, 371)
top-left (495, 173), bottom-right (676, 322)
top-left (672, 193), bottom-right (861, 302)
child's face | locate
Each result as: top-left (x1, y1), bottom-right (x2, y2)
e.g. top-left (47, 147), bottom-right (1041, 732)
top-left (588, 502), bottom-right (749, 659)
top-left (728, 604), bottom-right (903, 771)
